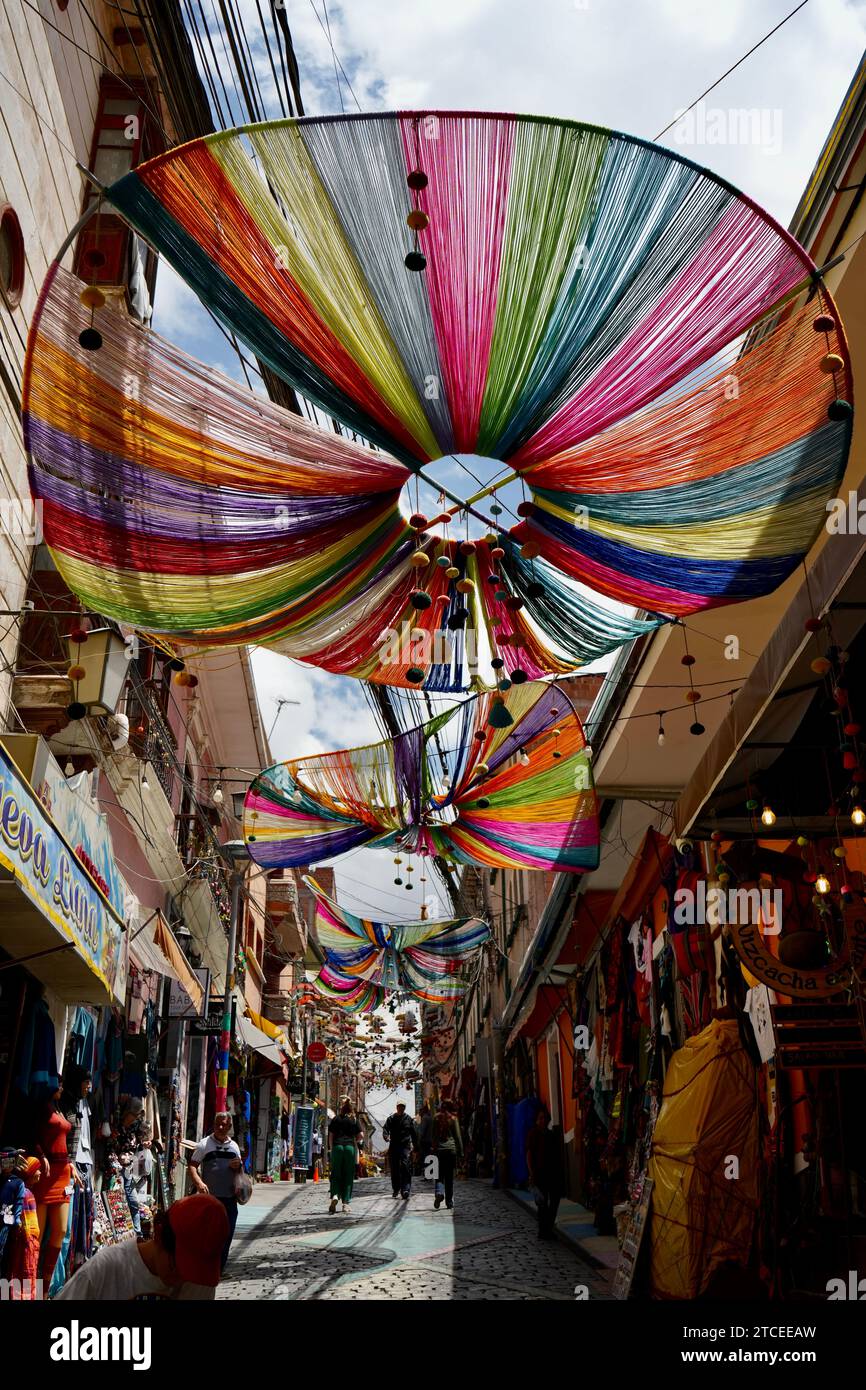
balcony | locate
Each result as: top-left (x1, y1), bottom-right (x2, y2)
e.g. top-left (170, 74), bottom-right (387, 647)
top-left (266, 876), bottom-right (307, 957)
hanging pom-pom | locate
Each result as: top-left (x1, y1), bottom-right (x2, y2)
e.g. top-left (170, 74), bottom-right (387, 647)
top-left (488, 698), bottom-right (514, 728)
top-left (690, 721), bottom-right (705, 735)
top-left (79, 285), bottom-right (105, 309)
top-left (527, 582), bottom-right (545, 599)
top-left (445, 565), bottom-right (460, 579)
top-left (828, 399), bottom-right (853, 420)
top-left (407, 169), bottom-right (428, 190)
top-left (410, 590), bottom-right (432, 610)
top-left (67, 664), bottom-right (86, 682)
top-left (510, 668), bottom-right (528, 684)
top-left (516, 501), bottom-right (535, 518)
top-left (810, 656), bottom-right (831, 675)
top-left (456, 578), bottom-right (474, 594)
top-left (813, 313), bottom-right (835, 333)
top-left (78, 327), bottom-right (103, 351)
top-left (66, 702), bottom-right (87, 720)
top-left (820, 353), bottom-right (845, 373)
top-left (406, 666), bottom-right (425, 683)
top-left (405, 251), bottom-right (427, 272)
top-left (68, 625), bottom-right (90, 645)
top-left (409, 512), bottom-right (428, 529)
top-left (410, 550), bottom-right (430, 568)
top-left (490, 546), bottom-right (505, 561)
top-left (459, 540), bottom-right (476, 556)
top-left (406, 210), bottom-right (429, 231)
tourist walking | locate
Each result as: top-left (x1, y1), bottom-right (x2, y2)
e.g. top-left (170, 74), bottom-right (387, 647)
top-left (383, 1102), bottom-right (418, 1200)
top-left (328, 1098), bottom-right (361, 1213)
top-left (432, 1104), bottom-right (463, 1210)
top-left (526, 1106), bottom-right (565, 1240)
top-left (189, 1112), bottom-right (243, 1270)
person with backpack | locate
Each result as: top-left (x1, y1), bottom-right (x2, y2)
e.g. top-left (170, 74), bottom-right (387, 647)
top-left (188, 1112), bottom-right (243, 1270)
top-left (382, 1103), bottom-right (418, 1200)
top-left (431, 1104), bottom-right (463, 1210)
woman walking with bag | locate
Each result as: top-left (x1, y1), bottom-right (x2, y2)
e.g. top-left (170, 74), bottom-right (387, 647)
top-left (432, 1104), bottom-right (463, 1211)
top-left (327, 1099), bottom-right (361, 1214)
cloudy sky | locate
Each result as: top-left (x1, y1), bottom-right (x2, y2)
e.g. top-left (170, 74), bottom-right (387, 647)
top-left (153, 0), bottom-right (866, 917)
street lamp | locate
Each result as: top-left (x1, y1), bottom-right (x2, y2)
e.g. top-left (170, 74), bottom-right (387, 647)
top-left (215, 839), bottom-right (250, 1112)
top-left (66, 626), bottom-right (130, 720)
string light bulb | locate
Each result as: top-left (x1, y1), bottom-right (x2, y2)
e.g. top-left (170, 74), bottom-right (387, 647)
top-left (815, 872), bottom-right (831, 895)
top-left (212, 784), bottom-right (224, 807)
top-left (141, 770), bottom-right (150, 792)
top-left (760, 805), bottom-right (776, 827)
top-left (852, 805), bottom-right (865, 827)
top-left (657, 713), bottom-right (665, 748)
top-left (518, 749), bottom-right (530, 767)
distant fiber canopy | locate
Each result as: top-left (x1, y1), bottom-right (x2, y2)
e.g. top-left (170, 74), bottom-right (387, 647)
top-left (24, 113), bottom-right (852, 690)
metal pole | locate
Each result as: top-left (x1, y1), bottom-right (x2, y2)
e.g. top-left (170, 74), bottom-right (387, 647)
top-left (215, 871), bottom-right (242, 1113)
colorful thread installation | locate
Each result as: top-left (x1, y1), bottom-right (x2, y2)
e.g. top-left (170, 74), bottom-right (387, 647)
top-left (305, 875), bottom-right (490, 1007)
top-left (24, 113), bottom-right (854, 692)
top-left (243, 680), bottom-right (599, 873)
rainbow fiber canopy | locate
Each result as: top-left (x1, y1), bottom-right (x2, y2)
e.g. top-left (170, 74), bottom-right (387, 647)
top-left (305, 874), bottom-right (490, 1006)
top-left (23, 113), bottom-right (853, 691)
top-left (243, 679), bottom-right (598, 872)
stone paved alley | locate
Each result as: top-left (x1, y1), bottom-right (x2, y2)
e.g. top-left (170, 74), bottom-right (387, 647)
top-left (218, 1176), bottom-right (613, 1301)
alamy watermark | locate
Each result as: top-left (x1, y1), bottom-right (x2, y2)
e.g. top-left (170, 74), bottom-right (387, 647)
top-left (671, 101), bottom-right (783, 156)
top-left (0, 498), bottom-right (42, 545)
top-left (673, 883), bottom-right (781, 934)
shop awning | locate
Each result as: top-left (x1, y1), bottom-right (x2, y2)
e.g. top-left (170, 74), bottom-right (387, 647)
top-left (128, 911), bottom-right (203, 1013)
top-left (236, 1009), bottom-right (288, 1064)
top-left (0, 742), bottom-right (126, 1005)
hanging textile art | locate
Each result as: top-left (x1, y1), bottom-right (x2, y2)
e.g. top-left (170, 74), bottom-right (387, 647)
top-left (22, 113), bottom-right (853, 692)
top-left (243, 679), bottom-right (598, 872)
top-left (306, 874), bottom-right (489, 1001)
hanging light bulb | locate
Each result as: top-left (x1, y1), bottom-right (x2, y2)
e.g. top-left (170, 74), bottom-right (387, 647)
top-left (64, 759), bottom-right (75, 776)
top-left (212, 784), bottom-right (224, 807)
top-left (657, 713), bottom-right (665, 748)
top-left (852, 805), bottom-right (865, 827)
top-left (815, 872), bottom-right (831, 895)
top-left (141, 769), bottom-right (150, 792)
top-left (760, 804), bottom-right (776, 827)
top-left (518, 749), bottom-right (530, 767)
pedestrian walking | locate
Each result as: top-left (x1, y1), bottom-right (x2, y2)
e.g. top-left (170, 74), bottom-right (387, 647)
top-left (188, 1112), bottom-right (243, 1270)
top-left (328, 1098), bottom-right (361, 1213)
top-left (431, 1104), bottom-right (463, 1210)
top-left (526, 1106), bottom-right (565, 1240)
top-left (383, 1102), bottom-right (418, 1200)
top-left (55, 1194), bottom-right (229, 1300)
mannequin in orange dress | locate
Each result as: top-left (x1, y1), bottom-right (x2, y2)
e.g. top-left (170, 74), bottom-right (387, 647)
top-left (34, 1086), bottom-right (80, 1292)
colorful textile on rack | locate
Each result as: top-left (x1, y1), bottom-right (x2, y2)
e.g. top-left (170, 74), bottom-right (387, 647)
top-left (22, 114), bottom-right (853, 689)
top-left (305, 875), bottom-right (489, 1004)
top-left (244, 680), bottom-right (598, 872)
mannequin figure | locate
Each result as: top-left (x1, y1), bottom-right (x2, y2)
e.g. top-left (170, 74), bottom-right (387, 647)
top-left (34, 1084), bottom-right (79, 1292)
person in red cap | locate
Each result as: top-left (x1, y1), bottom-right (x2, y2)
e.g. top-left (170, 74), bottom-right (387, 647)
top-left (54, 1195), bottom-right (229, 1300)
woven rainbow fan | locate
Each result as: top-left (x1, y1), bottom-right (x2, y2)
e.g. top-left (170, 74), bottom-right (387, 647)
top-left (23, 113), bottom-right (853, 691)
top-left (243, 679), bottom-right (598, 872)
top-left (305, 874), bottom-right (490, 1006)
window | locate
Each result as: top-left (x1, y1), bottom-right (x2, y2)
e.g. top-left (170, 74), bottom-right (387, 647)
top-left (0, 204), bottom-right (25, 310)
top-left (74, 76), bottom-right (164, 305)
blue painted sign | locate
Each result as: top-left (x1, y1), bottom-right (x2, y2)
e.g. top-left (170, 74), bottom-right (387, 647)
top-left (0, 744), bottom-right (124, 1000)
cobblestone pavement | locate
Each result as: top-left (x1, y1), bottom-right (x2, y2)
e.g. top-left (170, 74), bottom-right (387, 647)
top-left (218, 1176), bottom-right (614, 1301)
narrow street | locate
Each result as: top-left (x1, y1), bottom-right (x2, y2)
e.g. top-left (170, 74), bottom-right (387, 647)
top-left (218, 1177), bottom-right (612, 1301)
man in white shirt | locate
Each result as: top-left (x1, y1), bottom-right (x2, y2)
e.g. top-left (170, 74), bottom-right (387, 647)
top-left (56, 1194), bottom-right (228, 1300)
top-left (188, 1112), bottom-right (243, 1270)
